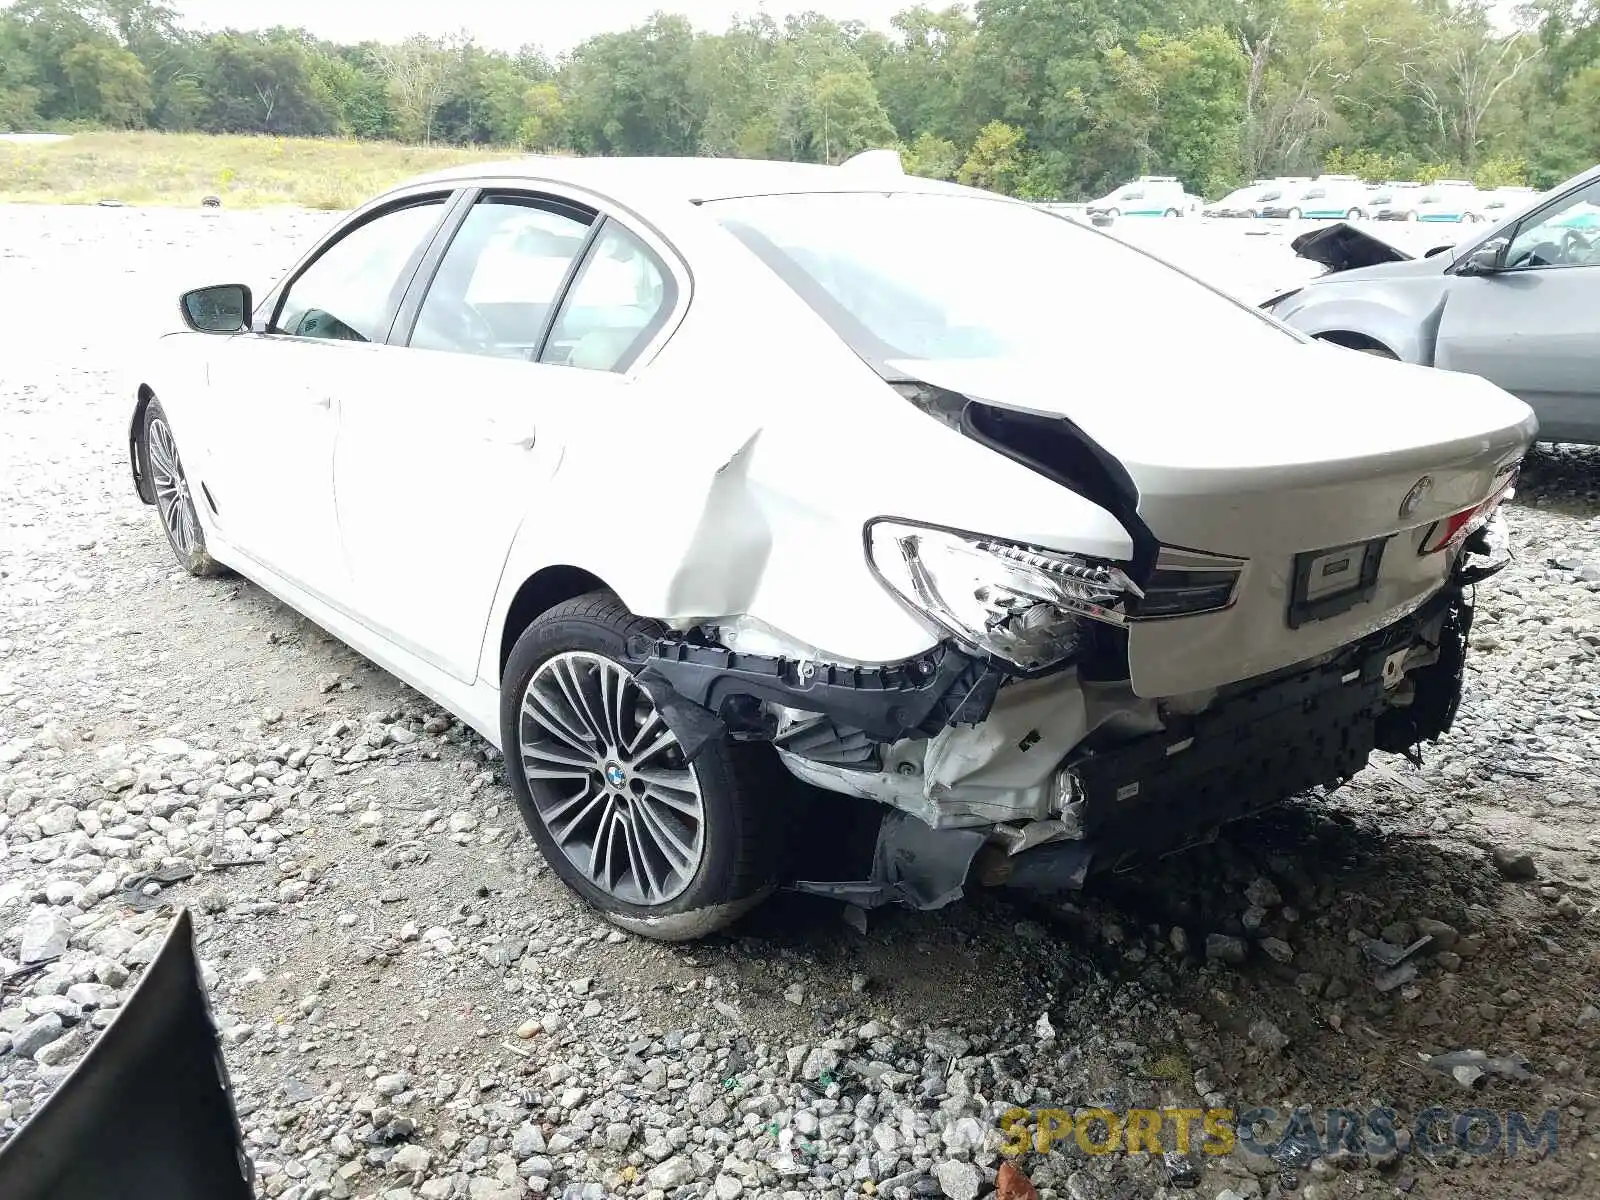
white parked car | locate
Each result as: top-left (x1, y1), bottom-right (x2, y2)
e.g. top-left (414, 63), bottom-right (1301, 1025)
top-left (1367, 181), bottom-right (1423, 220)
top-left (1478, 185), bottom-right (1542, 223)
top-left (1259, 176), bottom-right (1374, 220)
top-left (131, 157), bottom-right (1535, 939)
top-left (1085, 176), bottom-right (1198, 218)
top-left (1379, 180), bottom-right (1487, 223)
top-left (1202, 181), bottom-right (1277, 218)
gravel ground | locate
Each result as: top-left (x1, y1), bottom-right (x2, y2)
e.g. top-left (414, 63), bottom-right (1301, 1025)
top-left (1, 204), bottom-right (1598, 1200)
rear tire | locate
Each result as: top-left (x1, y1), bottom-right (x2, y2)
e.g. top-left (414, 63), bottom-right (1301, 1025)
top-left (1346, 208), bottom-right (1364, 220)
top-left (1106, 207), bottom-right (1120, 219)
top-left (1164, 207), bottom-right (1181, 218)
top-left (500, 591), bottom-right (775, 941)
top-left (141, 398), bottom-right (225, 578)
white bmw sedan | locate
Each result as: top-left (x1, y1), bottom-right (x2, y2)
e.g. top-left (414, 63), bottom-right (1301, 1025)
top-left (131, 155), bottom-right (1536, 939)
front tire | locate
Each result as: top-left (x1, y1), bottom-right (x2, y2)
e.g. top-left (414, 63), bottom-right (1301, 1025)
top-left (142, 398), bottom-right (225, 577)
top-left (1286, 207), bottom-right (1303, 220)
top-left (500, 592), bottom-right (774, 940)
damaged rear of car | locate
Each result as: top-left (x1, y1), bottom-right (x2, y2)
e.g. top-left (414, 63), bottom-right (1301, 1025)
top-left (556, 188), bottom-right (1533, 931)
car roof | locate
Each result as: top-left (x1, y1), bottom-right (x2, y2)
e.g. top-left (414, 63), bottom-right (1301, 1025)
top-left (392, 154), bottom-right (978, 208)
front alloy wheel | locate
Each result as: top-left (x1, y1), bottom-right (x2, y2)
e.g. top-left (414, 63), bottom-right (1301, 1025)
top-left (143, 398), bottom-right (224, 577)
top-left (501, 592), bottom-right (775, 940)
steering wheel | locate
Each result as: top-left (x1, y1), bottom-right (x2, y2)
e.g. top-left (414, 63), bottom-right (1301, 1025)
top-left (1560, 227), bottom-right (1593, 261)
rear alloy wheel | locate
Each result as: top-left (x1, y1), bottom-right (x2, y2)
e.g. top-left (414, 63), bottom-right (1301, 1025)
top-left (142, 399), bottom-right (224, 577)
top-left (501, 591), bottom-right (774, 940)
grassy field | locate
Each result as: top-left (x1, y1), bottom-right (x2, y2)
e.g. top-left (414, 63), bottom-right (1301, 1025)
top-left (0, 131), bottom-right (520, 208)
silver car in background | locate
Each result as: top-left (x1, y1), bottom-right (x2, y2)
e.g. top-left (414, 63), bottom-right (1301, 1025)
top-left (1266, 163), bottom-right (1600, 444)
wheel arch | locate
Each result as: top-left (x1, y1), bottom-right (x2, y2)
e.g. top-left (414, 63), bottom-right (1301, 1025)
top-left (497, 565), bottom-right (612, 684)
top-left (130, 384), bottom-right (157, 504)
top-left (1281, 292), bottom-right (1430, 363)
top-left (1314, 329), bottom-right (1398, 357)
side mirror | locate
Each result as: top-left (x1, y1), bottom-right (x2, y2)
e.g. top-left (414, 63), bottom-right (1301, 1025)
top-left (1458, 239), bottom-right (1508, 276)
top-left (180, 284), bottom-right (252, 334)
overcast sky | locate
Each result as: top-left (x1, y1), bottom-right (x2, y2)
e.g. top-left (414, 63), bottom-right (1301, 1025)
top-left (176, 1), bottom-right (918, 53)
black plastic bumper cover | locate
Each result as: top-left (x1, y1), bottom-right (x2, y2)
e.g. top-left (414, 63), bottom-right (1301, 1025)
top-left (1066, 584), bottom-right (1471, 854)
top-left (0, 909), bottom-right (252, 1200)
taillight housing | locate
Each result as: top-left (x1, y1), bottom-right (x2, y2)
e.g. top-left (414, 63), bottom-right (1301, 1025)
top-left (1128, 545), bottom-right (1247, 619)
top-left (1418, 464), bottom-right (1518, 556)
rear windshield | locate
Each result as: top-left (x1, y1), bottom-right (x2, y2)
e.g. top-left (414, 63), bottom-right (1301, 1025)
top-left (709, 191), bottom-right (1295, 368)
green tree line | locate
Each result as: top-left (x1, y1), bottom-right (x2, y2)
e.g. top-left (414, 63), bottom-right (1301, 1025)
top-left (3, 0), bottom-right (1600, 198)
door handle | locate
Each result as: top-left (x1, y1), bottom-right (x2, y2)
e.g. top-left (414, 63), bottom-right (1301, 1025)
top-left (484, 427), bottom-right (537, 450)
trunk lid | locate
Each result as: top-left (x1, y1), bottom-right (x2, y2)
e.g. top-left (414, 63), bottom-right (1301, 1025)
top-left (892, 347), bottom-right (1537, 696)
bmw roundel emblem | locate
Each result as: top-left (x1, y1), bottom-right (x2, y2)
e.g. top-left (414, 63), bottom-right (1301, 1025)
top-left (1399, 475), bottom-right (1433, 519)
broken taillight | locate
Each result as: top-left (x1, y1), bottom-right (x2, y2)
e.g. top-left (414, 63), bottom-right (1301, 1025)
top-left (1127, 545), bottom-right (1247, 619)
top-left (1418, 465), bottom-right (1518, 556)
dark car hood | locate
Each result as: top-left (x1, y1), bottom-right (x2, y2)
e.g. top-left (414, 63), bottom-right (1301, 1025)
top-left (1291, 222), bottom-right (1419, 271)
top-left (1291, 221), bottom-right (1468, 276)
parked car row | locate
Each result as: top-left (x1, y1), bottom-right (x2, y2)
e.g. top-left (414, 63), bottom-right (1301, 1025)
top-left (1202, 175), bottom-right (1547, 224)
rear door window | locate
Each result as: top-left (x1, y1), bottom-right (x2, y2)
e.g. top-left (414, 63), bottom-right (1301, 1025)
top-left (538, 220), bottom-right (676, 373)
top-left (410, 194), bottom-right (596, 359)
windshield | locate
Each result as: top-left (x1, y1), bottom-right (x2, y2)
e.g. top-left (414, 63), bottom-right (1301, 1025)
top-left (1117, 189), bottom-right (1144, 200)
top-left (710, 191), bottom-right (1295, 368)
top-left (1257, 189), bottom-right (1281, 201)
